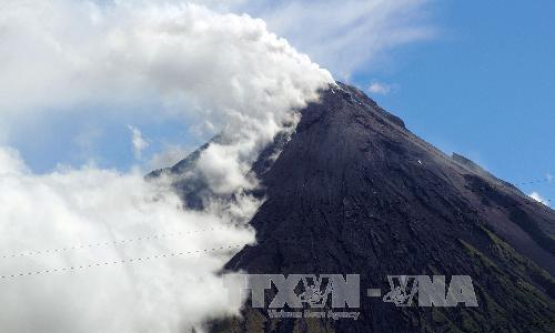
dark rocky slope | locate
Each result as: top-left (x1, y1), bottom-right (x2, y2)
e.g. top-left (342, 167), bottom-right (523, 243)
top-left (155, 83), bottom-right (555, 332)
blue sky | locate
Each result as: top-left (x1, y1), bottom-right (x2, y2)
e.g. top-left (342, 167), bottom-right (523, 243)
top-left (3, 0), bottom-right (554, 203)
top-left (1, 2), bottom-right (553, 328)
top-left (354, 0), bottom-right (555, 203)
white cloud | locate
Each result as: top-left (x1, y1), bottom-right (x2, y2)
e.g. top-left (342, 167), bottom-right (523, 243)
top-left (0, 1), bottom-right (334, 332)
top-left (0, 0), bottom-right (432, 123)
top-left (128, 125), bottom-right (149, 159)
top-left (0, 146), bottom-right (255, 333)
top-left (0, 146), bottom-right (29, 175)
top-left (0, 0), bottom-right (332, 116)
top-left (529, 191), bottom-right (550, 206)
top-left (368, 81), bottom-right (393, 95)
top-left (0, 0), bottom-right (332, 190)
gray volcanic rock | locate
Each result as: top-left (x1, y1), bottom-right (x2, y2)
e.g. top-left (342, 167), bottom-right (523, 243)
top-left (158, 83), bottom-right (555, 332)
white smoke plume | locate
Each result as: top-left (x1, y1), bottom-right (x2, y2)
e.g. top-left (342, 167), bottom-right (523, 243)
top-left (0, 0), bottom-right (333, 332)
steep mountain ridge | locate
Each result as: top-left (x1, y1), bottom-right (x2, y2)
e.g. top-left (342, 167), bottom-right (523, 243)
top-left (154, 83), bottom-right (555, 332)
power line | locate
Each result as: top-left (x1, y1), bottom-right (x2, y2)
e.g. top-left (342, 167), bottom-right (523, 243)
top-left (1, 181), bottom-right (552, 264)
top-left (0, 226), bottom-right (234, 261)
top-left (0, 244), bottom-right (244, 281)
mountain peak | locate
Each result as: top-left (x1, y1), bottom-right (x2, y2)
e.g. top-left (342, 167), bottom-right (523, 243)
top-left (156, 83), bottom-right (555, 333)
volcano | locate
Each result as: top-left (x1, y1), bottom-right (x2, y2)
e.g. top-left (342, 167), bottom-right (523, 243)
top-left (153, 83), bottom-right (555, 332)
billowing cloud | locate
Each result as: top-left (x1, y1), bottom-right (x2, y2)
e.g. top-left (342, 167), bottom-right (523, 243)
top-left (0, 1), bottom-right (334, 332)
top-left (0, 0), bottom-right (332, 189)
top-left (0, 0), bottom-right (332, 116)
top-left (0, 146), bottom-right (255, 332)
